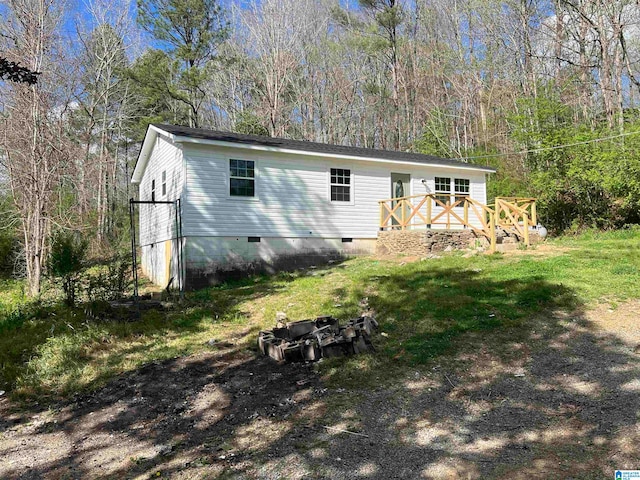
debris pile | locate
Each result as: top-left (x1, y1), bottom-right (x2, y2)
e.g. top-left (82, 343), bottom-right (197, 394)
top-left (258, 315), bottom-right (378, 363)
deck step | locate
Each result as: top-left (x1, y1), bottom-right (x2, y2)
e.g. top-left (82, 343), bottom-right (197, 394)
top-left (496, 243), bottom-right (519, 252)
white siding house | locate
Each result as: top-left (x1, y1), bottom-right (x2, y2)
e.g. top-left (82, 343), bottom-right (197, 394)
top-left (136, 133), bottom-right (184, 287)
top-left (132, 124), bottom-right (495, 289)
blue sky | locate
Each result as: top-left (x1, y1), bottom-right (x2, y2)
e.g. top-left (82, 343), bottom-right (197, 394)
top-left (62, 0), bottom-right (363, 29)
top-left (55, 0), bottom-right (364, 54)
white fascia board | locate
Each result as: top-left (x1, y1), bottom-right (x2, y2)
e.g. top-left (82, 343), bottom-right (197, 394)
top-left (172, 135), bottom-right (496, 174)
top-left (131, 125), bottom-right (179, 184)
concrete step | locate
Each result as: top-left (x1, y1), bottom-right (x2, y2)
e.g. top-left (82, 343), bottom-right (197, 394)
top-left (496, 243), bottom-right (519, 252)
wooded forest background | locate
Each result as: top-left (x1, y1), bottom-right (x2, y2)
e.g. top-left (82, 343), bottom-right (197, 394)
top-left (2, 0), bottom-right (640, 295)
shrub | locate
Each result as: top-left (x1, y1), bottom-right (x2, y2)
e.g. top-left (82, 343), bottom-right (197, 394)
top-left (48, 231), bottom-right (88, 306)
top-left (85, 254), bottom-right (131, 302)
top-left (0, 300), bottom-right (50, 332)
top-left (0, 231), bottom-right (18, 274)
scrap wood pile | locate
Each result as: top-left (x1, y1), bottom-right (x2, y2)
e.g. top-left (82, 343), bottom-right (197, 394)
top-left (258, 314), bottom-right (378, 363)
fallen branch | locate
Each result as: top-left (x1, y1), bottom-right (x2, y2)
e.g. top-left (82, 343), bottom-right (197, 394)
top-left (444, 373), bottom-right (456, 388)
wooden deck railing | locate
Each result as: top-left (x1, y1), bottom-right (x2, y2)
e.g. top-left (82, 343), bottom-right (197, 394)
top-left (495, 197), bottom-right (537, 244)
top-left (378, 194), bottom-right (538, 253)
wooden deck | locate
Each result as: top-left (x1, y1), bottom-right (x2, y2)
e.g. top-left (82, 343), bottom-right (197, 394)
top-left (378, 194), bottom-right (538, 253)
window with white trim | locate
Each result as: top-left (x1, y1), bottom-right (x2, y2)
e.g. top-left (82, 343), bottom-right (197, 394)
top-left (454, 178), bottom-right (470, 203)
top-left (151, 179), bottom-right (156, 202)
top-left (434, 177), bottom-right (451, 204)
top-left (229, 159), bottom-right (255, 197)
top-left (435, 177), bottom-right (470, 205)
top-left (161, 171), bottom-right (167, 196)
top-left (330, 168), bottom-right (351, 202)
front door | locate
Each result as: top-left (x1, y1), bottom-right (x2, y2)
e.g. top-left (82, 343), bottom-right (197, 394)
top-left (390, 173), bottom-right (411, 227)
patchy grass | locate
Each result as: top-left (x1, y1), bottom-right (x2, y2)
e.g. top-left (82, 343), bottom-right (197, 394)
top-left (0, 278), bottom-right (26, 317)
top-left (1, 229), bottom-right (639, 403)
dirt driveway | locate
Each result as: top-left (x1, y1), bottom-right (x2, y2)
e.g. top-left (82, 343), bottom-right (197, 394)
top-left (2, 302), bottom-right (640, 479)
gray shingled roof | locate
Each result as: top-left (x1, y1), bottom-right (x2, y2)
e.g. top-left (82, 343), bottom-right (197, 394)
top-left (153, 124), bottom-right (495, 172)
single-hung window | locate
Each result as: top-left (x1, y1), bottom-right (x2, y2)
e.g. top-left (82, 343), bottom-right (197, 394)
top-left (151, 179), bottom-right (156, 202)
top-left (454, 178), bottom-right (470, 203)
top-left (161, 171), bottom-right (167, 196)
top-left (330, 168), bottom-right (351, 202)
top-left (230, 159), bottom-right (255, 197)
top-left (434, 177), bottom-right (451, 205)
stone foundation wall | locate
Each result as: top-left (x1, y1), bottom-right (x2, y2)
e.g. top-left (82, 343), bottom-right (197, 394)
top-left (376, 229), bottom-right (487, 256)
top-left (377, 227), bottom-right (543, 256)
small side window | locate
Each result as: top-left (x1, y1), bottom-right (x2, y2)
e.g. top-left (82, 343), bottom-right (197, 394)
top-left (230, 159), bottom-right (255, 197)
top-left (330, 168), bottom-right (351, 202)
top-left (151, 179), bottom-right (156, 202)
top-left (162, 171), bottom-right (167, 196)
top-left (434, 177), bottom-right (451, 205)
top-left (454, 178), bottom-right (470, 203)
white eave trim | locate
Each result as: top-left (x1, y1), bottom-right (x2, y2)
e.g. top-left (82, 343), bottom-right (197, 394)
top-left (131, 125), bottom-right (179, 184)
top-left (133, 126), bottom-right (495, 184)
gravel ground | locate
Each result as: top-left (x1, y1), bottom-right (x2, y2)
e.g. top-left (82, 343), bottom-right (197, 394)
top-left (1, 301), bottom-right (640, 479)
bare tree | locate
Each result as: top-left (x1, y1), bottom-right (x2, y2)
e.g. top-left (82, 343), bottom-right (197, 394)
top-left (560, 0), bottom-right (637, 130)
top-left (74, 0), bottom-right (138, 243)
top-left (235, 0), bottom-right (312, 137)
top-left (0, 0), bottom-right (70, 296)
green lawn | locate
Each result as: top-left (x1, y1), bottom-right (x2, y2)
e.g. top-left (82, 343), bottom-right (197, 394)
top-left (0, 279), bottom-right (26, 316)
top-left (1, 229), bottom-right (639, 403)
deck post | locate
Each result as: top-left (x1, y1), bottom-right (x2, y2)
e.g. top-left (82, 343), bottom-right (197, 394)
top-left (426, 196), bottom-right (432, 228)
top-left (401, 199), bottom-right (406, 230)
top-left (490, 211), bottom-right (497, 253)
top-left (463, 199), bottom-right (469, 228)
top-left (379, 201), bottom-right (385, 230)
top-left (531, 202), bottom-right (537, 226)
top-left (523, 212), bottom-right (530, 246)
